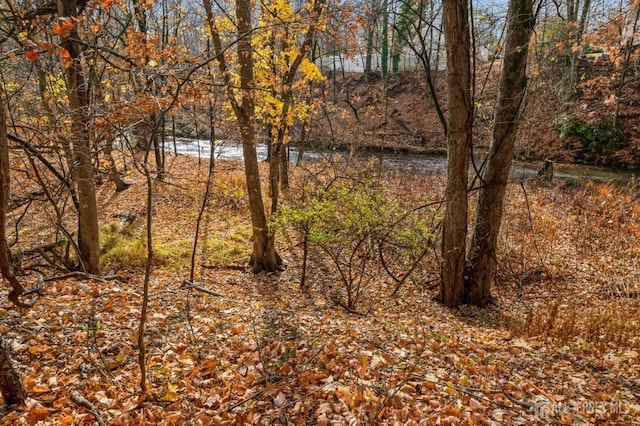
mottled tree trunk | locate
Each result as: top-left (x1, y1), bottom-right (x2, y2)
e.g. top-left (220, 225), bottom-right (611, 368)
top-left (465, 0), bottom-right (535, 306)
top-left (58, 0), bottom-right (100, 274)
top-left (380, 0), bottom-right (389, 82)
top-left (364, 0), bottom-right (380, 82)
top-left (236, 0), bottom-right (281, 273)
top-left (279, 143), bottom-right (288, 190)
top-left (0, 337), bottom-right (26, 406)
top-left (440, 0), bottom-right (473, 307)
top-left (0, 102), bottom-right (28, 307)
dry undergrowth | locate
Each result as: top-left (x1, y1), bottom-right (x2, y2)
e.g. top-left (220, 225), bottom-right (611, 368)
top-left (496, 180), bottom-right (640, 350)
top-left (1, 154), bottom-right (639, 425)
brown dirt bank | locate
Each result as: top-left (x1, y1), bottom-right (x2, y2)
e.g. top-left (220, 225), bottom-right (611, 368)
top-left (309, 68), bottom-right (640, 169)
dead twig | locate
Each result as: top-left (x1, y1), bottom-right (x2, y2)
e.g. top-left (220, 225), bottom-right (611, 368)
top-left (201, 264), bottom-right (247, 271)
top-left (498, 385), bottom-right (534, 410)
top-left (71, 390), bottom-right (102, 424)
top-left (42, 272), bottom-right (127, 283)
top-left (180, 279), bottom-right (232, 300)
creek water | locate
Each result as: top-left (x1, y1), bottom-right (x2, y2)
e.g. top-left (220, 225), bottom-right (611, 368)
top-left (166, 138), bottom-right (638, 183)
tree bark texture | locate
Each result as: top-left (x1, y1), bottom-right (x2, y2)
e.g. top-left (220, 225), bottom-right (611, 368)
top-left (58, 0), bottom-right (100, 274)
top-left (203, 0), bottom-right (275, 272)
top-left (364, 0), bottom-right (380, 82)
top-left (0, 337), bottom-right (27, 406)
top-left (465, 0), bottom-right (535, 307)
top-left (0, 101), bottom-right (29, 307)
top-left (235, 0), bottom-right (281, 273)
top-left (440, 0), bottom-right (473, 307)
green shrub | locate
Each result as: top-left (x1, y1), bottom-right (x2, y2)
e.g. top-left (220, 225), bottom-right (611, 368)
top-left (274, 177), bottom-right (436, 312)
top-left (555, 118), bottom-right (625, 155)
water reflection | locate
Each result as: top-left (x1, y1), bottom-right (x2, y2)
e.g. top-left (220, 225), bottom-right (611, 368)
top-left (164, 138), bottom-right (636, 183)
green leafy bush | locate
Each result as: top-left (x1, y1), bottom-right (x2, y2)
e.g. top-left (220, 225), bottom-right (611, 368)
top-left (274, 175), bottom-right (436, 313)
top-left (555, 118), bottom-right (625, 155)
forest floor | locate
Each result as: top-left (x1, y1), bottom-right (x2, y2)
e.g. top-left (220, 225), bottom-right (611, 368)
top-left (1, 154), bottom-right (640, 425)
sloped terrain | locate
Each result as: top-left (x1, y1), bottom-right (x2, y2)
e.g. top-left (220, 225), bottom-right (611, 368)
top-left (313, 64), bottom-right (640, 168)
top-left (1, 155), bottom-right (639, 425)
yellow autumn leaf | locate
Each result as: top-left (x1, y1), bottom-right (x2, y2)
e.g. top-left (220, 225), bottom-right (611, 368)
top-left (162, 391), bottom-right (180, 402)
top-left (179, 354), bottom-right (194, 365)
top-left (445, 381), bottom-right (457, 396)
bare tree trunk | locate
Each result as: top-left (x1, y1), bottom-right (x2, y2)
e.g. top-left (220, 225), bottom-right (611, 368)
top-left (440, 0), bottom-right (473, 307)
top-left (364, 0), bottom-right (381, 82)
top-left (380, 0), bottom-right (389, 82)
top-left (136, 122), bottom-right (150, 151)
top-left (0, 102), bottom-right (29, 307)
top-left (236, 0), bottom-right (281, 273)
top-left (279, 143), bottom-right (289, 189)
top-left (203, 0), bottom-right (280, 272)
top-left (0, 337), bottom-right (26, 406)
top-left (566, 0), bottom-right (591, 98)
top-left (269, 141), bottom-right (281, 216)
top-left (137, 142), bottom-right (155, 393)
top-left (152, 115), bottom-right (165, 181)
top-left (104, 135), bottom-right (129, 192)
top-left (613, 6), bottom-right (640, 128)
top-left (465, 0), bottom-right (535, 307)
top-left (58, 0), bottom-right (100, 274)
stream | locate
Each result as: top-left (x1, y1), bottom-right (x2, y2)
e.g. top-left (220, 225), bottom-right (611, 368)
top-left (166, 138), bottom-right (638, 183)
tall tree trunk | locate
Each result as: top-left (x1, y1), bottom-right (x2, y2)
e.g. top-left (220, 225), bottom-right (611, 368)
top-left (204, 0), bottom-right (280, 272)
top-left (236, 0), bottom-right (281, 273)
top-left (58, 0), bottom-right (100, 274)
top-left (264, 0), bottom-right (323, 264)
top-left (465, 0), bottom-right (535, 307)
top-left (364, 1), bottom-right (379, 82)
top-left (381, 0), bottom-right (389, 82)
top-left (613, 6), bottom-right (640, 128)
top-left (566, 0), bottom-right (591, 98)
top-left (440, 0), bottom-right (473, 307)
top-left (279, 143), bottom-right (289, 189)
top-left (153, 115), bottom-right (165, 181)
top-left (0, 102), bottom-right (29, 307)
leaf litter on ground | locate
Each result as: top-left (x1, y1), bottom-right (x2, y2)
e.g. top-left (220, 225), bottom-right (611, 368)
top-left (1, 155), bottom-right (639, 425)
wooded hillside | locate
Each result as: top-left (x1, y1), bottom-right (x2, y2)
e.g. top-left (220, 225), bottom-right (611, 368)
top-left (0, 0), bottom-right (639, 424)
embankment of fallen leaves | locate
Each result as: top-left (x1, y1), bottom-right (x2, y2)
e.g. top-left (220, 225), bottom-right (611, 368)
top-left (1, 155), bottom-right (639, 425)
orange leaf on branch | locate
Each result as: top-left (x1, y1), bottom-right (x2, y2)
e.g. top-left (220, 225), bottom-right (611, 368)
top-left (25, 50), bottom-right (39, 61)
top-left (59, 48), bottom-right (73, 68)
top-left (52, 18), bottom-right (75, 38)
